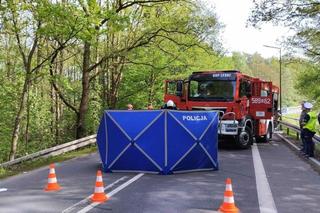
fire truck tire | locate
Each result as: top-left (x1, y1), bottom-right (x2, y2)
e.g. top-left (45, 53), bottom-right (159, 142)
top-left (236, 126), bottom-right (253, 149)
top-left (261, 124), bottom-right (272, 143)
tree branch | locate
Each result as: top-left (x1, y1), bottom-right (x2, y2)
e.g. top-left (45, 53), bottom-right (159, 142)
top-left (77, 0), bottom-right (90, 16)
top-left (98, 0), bottom-right (177, 30)
top-left (9, 5), bottom-right (27, 69)
top-left (49, 51), bottom-right (79, 115)
top-left (30, 26), bottom-right (82, 73)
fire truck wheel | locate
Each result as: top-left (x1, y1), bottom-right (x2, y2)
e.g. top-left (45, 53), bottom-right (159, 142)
top-left (261, 124), bottom-right (272, 143)
top-left (237, 126), bottom-right (253, 149)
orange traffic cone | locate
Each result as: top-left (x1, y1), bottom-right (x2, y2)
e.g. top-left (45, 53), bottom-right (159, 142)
top-left (218, 178), bottom-right (239, 213)
top-left (91, 170), bottom-right (108, 203)
top-left (44, 163), bottom-right (61, 191)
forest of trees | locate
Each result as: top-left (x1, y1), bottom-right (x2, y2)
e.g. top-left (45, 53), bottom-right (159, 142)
top-left (0, 0), bottom-right (318, 163)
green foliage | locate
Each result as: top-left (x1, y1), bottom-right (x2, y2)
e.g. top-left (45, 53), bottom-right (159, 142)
top-left (249, 0), bottom-right (320, 62)
top-left (86, 82), bottom-right (104, 134)
top-left (294, 62), bottom-right (320, 107)
top-left (0, 70), bottom-right (24, 162)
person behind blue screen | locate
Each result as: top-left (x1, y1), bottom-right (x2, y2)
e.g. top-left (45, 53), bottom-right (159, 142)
top-left (147, 103), bottom-right (154, 110)
top-left (161, 100), bottom-right (177, 110)
top-left (127, 104), bottom-right (133, 110)
top-left (301, 102), bottom-right (317, 158)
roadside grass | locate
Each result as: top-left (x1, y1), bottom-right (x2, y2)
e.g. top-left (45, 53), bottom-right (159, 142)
top-left (0, 145), bottom-right (97, 179)
top-left (282, 113), bottom-right (299, 126)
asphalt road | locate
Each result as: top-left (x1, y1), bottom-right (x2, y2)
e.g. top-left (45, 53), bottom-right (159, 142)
top-left (1, 135), bottom-right (320, 213)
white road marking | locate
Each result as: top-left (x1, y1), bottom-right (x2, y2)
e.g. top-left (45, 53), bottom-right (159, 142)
top-left (276, 133), bottom-right (300, 150)
top-left (0, 188), bottom-right (8, 192)
top-left (276, 133), bottom-right (320, 167)
top-left (62, 176), bottom-right (128, 213)
top-left (252, 143), bottom-right (278, 213)
top-left (77, 173), bottom-right (144, 213)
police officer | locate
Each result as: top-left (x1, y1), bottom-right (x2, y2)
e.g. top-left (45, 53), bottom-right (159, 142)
top-left (299, 101), bottom-right (307, 152)
top-left (301, 102), bottom-right (317, 158)
top-left (161, 100), bottom-right (177, 110)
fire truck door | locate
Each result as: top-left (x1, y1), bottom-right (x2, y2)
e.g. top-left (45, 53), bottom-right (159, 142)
top-left (164, 80), bottom-right (184, 106)
top-left (249, 82), bottom-right (273, 119)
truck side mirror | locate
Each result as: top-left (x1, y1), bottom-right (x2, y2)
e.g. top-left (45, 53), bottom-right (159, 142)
top-left (176, 81), bottom-right (183, 97)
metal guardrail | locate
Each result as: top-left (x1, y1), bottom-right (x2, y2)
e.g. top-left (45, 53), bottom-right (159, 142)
top-left (0, 134), bottom-right (96, 168)
top-left (279, 120), bottom-right (320, 144)
top-left (281, 115), bottom-right (299, 121)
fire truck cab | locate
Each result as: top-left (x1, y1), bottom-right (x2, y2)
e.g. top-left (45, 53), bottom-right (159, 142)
top-left (164, 70), bottom-right (279, 148)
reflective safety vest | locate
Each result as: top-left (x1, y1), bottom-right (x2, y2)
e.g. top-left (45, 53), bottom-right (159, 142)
top-left (304, 111), bottom-right (318, 133)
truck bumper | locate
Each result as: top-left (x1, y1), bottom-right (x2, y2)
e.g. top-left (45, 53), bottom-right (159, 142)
top-left (218, 120), bottom-right (239, 136)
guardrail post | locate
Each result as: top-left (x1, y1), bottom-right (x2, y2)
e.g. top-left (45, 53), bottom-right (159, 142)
top-left (287, 128), bottom-right (290, 135)
top-left (296, 132), bottom-right (299, 140)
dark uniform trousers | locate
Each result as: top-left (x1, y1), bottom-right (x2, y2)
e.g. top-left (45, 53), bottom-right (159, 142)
top-left (302, 129), bottom-right (315, 157)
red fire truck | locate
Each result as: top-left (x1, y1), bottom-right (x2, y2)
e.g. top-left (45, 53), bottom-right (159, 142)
top-left (164, 70), bottom-right (279, 148)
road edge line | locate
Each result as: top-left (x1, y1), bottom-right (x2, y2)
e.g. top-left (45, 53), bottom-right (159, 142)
top-left (276, 133), bottom-right (320, 167)
top-left (0, 188), bottom-right (8, 192)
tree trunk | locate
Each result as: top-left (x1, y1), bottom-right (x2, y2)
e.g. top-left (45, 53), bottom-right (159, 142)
top-left (100, 62), bottom-right (108, 109)
top-left (55, 51), bottom-right (63, 144)
top-left (24, 85), bottom-right (30, 151)
top-left (76, 42), bottom-right (91, 138)
top-left (55, 91), bottom-right (60, 144)
top-left (108, 55), bottom-right (124, 109)
top-left (50, 80), bottom-right (55, 135)
top-left (147, 70), bottom-right (156, 104)
top-left (9, 74), bottom-right (30, 160)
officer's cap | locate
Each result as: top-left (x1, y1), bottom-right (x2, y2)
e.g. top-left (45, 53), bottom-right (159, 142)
top-left (167, 100), bottom-right (174, 107)
top-left (303, 102), bottom-right (313, 109)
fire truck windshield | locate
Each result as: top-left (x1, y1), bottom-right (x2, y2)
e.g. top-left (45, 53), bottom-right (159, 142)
top-left (189, 80), bottom-right (236, 101)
